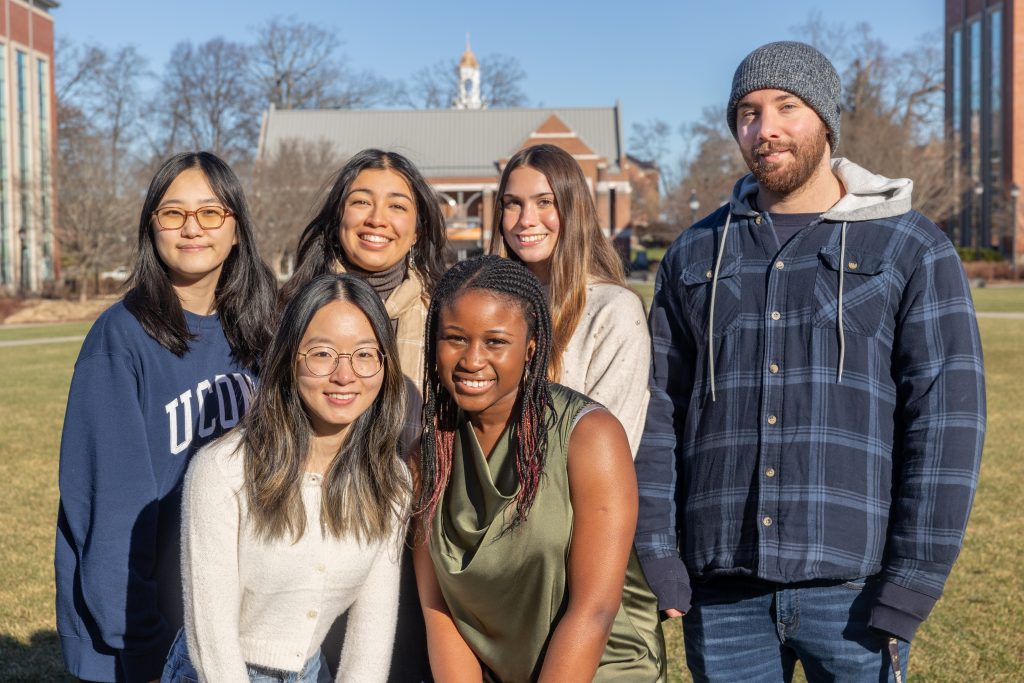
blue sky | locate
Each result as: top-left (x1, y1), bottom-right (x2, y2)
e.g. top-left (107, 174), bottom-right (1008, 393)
top-left (55, 0), bottom-right (942, 153)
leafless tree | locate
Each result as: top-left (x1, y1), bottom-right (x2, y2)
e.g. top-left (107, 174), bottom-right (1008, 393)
top-left (56, 41), bottom-right (146, 299)
top-left (797, 14), bottom-right (954, 220)
top-left (247, 16), bottom-right (401, 110)
top-left (57, 40), bottom-right (148, 189)
top-left (629, 119), bottom-right (676, 194)
top-left (57, 130), bottom-right (133, 301)
top-left (626, 157), bottom-right (662, 226)
top-left (403, 53), bottom-right (527, 109)
top-left (669, 106), bottom-right (747, 227)
top-left (250, 138), bottom-right (343, 278)
top-left (152, 38), bottom-right (258, 161)
top-left (480, 54), bottom-right (528, 108)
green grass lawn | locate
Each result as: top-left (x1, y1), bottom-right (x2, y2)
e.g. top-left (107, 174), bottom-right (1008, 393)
top-left (0, 337), bottom-right (78, 681)
top-left (970, 286), bottom-right (1024, 313)
top-left (2, 309), bottom-right (1022, 680)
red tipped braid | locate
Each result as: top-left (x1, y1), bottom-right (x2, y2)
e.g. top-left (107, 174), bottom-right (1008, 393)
top-left (417, 256), bottom-right (554, 534)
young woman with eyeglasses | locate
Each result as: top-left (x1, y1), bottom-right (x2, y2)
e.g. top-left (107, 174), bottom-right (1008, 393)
top-left (160, 274), bottom-right (410, 683)
top-left (413, 256), bottom-right (665, 682)
top-left (55, 152), bottom-right (277, 682)
top-left (490, 144), bottom-right (650, 457)
top-left (282, 148), bottom-right (448, 680)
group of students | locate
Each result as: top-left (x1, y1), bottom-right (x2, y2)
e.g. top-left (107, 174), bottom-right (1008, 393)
top-left (55, 142), bottom-right (662, 683)
top-left (56, 38), bottom-right (988, 683)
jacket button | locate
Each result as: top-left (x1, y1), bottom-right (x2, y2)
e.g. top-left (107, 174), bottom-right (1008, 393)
top-left (308, 610), bottom-right (318, 619)
top-left (706, 270), bottom-right (713, 279)
top-left (762, 516), bottom-right (773, 526)
top-left (770, 311), bottom-right (781, 321)
top-left (769, 363), bottom-right (779, 374)
top-left (765, 467), bottom-right (776, 477)
top-left (775, 260), bottom-right (785, 270)
top-left (767, 415), bottom-right (778, 425)
top-left (755, 215), bottom-right (763, 225)
top-left (848, 261), bottom-right (859, 270)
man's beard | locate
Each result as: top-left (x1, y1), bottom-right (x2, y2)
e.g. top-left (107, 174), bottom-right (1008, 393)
top-left (743, 129), bottom-right (828, 196)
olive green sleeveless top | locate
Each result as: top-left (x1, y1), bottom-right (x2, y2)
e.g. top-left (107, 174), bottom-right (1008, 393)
top-left (429, 384), bottom-right (666, 682)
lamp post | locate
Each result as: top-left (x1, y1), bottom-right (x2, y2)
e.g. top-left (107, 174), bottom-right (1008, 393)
top-left (1011, 183), bottom-right (1020, 275)
top-left (973, 181), bottom-right (984, 259)
top-left (688, 190), bottom-right (700, 225)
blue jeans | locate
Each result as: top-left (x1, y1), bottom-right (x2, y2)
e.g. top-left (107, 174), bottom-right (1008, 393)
top-left (682, 576), bottom-right (911, 683)
top-left (161, 628), bottom-right (323, 683)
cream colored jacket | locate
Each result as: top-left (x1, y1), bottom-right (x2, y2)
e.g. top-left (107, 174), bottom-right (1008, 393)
top-left (558, 282), bottom-right (651, 457)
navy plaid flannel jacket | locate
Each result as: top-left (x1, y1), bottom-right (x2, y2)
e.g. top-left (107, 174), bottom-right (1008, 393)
top-left (634, 189), bottom-right (986, 642)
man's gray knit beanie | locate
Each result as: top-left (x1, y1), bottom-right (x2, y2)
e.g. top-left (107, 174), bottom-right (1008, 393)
top-left (727, 41), bottom-right (842, 151)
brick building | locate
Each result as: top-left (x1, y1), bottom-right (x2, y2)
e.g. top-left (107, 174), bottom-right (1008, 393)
top-left (256, 44), bottom-right (651, 256)
top-left (0, 0), bottom-right (57, 294)
top-left (945, 0), bottom-right (1023, 264)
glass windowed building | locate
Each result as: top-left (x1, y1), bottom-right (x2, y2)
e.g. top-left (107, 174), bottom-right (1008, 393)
top-left (945, 0), bottom-right (1022, 261)
top-left (0, 0), bottom-right (57, 294)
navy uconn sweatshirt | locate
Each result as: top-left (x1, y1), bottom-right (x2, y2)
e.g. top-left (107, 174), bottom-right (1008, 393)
top-left (55, 301), bottom-right (256, 682)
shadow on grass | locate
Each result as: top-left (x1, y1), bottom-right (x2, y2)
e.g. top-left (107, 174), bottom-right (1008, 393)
top-left (0, 630), bottom-right (74, 681)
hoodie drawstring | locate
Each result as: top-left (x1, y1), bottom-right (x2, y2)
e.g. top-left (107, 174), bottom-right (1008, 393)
top-left (837, 221), bottom-right (848, 383)
top-left (708, 215), bottom-right (848, 399)
top-left (708, 210), bottom-right (733, 402)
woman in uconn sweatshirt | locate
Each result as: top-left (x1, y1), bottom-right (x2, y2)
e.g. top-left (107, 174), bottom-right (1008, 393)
top-left (54, 151), bottom-right (277, 682)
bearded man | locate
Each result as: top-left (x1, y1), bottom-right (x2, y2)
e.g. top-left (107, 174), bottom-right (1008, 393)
top-left (634, 41), bottom-right (985, 682)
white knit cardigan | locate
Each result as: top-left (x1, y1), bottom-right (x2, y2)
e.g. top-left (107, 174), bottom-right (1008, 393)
top-left (180, 432), bottom-right (406, 683)
top-left (558, 281), bottom-right (652, 457)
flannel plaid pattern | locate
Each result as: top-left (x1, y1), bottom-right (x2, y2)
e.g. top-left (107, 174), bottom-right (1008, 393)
top-left (634, 201), bottom-right (986, 640)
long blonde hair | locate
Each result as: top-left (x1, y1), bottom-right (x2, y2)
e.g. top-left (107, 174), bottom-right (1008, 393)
top-left (490, 144), bottom-right (625, 380)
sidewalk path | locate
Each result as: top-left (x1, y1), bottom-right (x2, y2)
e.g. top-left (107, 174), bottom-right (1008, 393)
top-left (0, 335), bottom-right (86, 348)
top-left (976, 312), bottom-right (1024, 319)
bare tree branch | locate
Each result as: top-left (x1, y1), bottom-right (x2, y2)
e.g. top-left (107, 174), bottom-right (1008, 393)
top-left (402, 53), bottom-right (528, 109)
top-left (629, 119), bottom-right (675, 193)
top-left (154, 38), bottom-right (258, 161)
top-left (250, 138), bottom-right (344, 277)
top-left (56, 40), bottom-right (148, 297)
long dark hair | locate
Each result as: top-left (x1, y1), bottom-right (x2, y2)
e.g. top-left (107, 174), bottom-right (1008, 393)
top-left (241, 273), bottom-right (409, 542)
top-left (125, 151), bottom-right (276, 370)
top-left (489, 144), bottom-right (626, 380)
top-left (281, 149), bottom-right (448, 305)
top-left (418, 256), bottom-right (553, 534)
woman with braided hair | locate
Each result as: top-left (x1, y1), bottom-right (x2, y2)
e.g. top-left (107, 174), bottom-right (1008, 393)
top-left (412, 256), bottom-right (665, 682)
top-left (490, 144), bottom-right (650, 457)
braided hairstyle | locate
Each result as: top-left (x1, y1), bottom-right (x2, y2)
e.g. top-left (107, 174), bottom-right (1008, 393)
top-left (419, 255), bottom-right (554, 534)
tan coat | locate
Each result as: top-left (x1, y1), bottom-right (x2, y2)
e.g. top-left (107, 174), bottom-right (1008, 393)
top-left (383, 268), bottom-right (428, 453)
top-left (332, 263), bottom-right (428, 453)
top-left (383, 267), bottom-right (428, 391)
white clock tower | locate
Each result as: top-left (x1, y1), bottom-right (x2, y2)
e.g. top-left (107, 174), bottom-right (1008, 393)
top-left (454, 35), bottom-right (483, 110)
